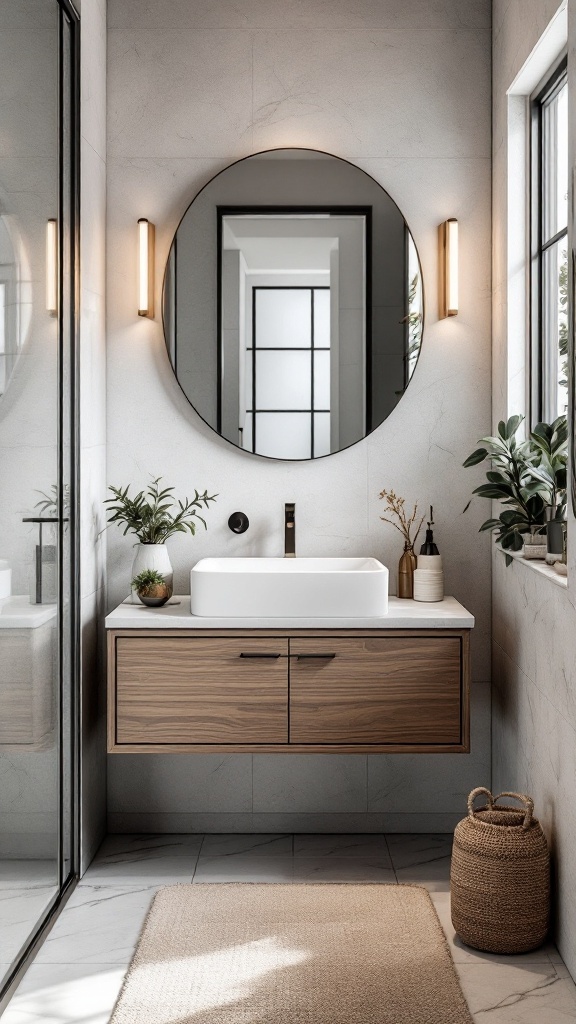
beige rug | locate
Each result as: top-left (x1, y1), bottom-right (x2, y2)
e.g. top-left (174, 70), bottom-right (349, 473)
top-left (110, 883), bottom-right (473, 1024)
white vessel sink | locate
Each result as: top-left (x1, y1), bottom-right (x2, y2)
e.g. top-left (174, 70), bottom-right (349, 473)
top-left (190, 557), bottom-right (389, 618)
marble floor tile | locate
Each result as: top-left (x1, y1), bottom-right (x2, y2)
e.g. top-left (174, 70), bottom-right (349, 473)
top-left (387, 832), bottom-right (452, 891)
top-left (193, 854), bottom-right (296, 883)
top-left (0, 963), bottom-right (126, 1024)
top-left (292, 833), bottom-right (392, 863)
top-left (0, 861), bottom-right (57, 889)
top-left (32, 885), bottom-right (156, 965)
top-left (0, 887), bottom-right (56, 968)
top-left (456, 961), bottom-right (576, 1023)
top-left (291, 857), bottom-right (396, 883)
top-left (3, 834), bottom-right (576, 1024)
top-left (80, 833), bottom-right (202, 886)
top-left (198, 833), bottom-right (293, 858)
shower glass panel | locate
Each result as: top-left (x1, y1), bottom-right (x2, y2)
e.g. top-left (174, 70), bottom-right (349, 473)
top-left (0, 0), bottom-right (78, 997)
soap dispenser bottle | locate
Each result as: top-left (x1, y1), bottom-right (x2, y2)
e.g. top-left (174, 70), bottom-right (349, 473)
top-left (417, 508), bottom-right (442, 569)
top-left (414, 507), bottom-right (444, 602)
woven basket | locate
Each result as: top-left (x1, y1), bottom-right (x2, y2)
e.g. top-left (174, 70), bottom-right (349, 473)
top-left (451, 787), bottom-right (550, 954)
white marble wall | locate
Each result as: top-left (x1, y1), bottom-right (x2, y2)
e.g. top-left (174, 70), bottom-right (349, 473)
top-left (78, 0), bottom-right (108, 872)
top-left (492, 0), bottom-right (576, 980)
top-left (106, 0), bottom-right (492, 830)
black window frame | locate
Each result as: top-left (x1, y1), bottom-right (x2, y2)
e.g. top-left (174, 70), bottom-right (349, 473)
top-left (530, 55), bottom-right (568, 426)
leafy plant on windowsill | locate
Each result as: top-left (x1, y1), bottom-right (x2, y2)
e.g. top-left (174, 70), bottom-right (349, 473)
top-left (105, 476), bottom-right (217, 544)
top-left (463, 414), bottom-right (567, 564)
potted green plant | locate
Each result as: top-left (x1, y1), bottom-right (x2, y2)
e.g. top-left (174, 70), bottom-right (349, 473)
top-left (131, 569), bottom-right (172, 607)
top-left (105, 476), bottom-right (217, 602)
top-left (463, 415), bottom-right (567, 564)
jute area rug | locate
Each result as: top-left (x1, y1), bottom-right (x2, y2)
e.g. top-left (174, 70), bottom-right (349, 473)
top-left (110, 883), bottom-right (473, 1024)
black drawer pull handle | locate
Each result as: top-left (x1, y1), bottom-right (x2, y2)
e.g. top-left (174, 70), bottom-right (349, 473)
top-left (295, 653), bottom-right (337, 660)
top-left (239, 653), bottom-right (283, 659)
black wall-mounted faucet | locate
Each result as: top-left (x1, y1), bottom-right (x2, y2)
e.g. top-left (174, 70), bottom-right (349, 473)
top-left (284, 502), bottom-right (295, 558)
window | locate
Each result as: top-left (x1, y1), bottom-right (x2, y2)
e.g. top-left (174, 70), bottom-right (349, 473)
top-left (245, 286), bottom-right (331, 459)
top-left (531, 59), bottom-right (568, 424)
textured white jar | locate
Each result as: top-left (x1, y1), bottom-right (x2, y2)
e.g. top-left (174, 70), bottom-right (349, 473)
top-left (413, 568), bottom-right (444, 602)
top-left (131, 544), bottom-right (173, 604)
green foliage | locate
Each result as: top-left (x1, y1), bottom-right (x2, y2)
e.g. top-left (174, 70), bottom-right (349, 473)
top-left (131, 569), bottom-right (167, 594)
top-left (105, 476), bottom-right (217, 544)
top-left (463, 414), bottom-right (567, 562)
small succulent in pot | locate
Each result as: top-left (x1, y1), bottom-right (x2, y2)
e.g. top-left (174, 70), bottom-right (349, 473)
top-left (131, 569), bottom-right (172, 607)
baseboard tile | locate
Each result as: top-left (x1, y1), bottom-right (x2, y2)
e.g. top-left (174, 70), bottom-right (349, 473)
top-left (107, 811), bottom-right (462, 834)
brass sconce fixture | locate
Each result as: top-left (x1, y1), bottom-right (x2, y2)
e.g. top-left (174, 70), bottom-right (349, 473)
top-left (138, 218), bottom-right (155, 318)
top-left (46, 218), bottom-right (58, 317)
top-left (438, 218), bottom-right (458, 318)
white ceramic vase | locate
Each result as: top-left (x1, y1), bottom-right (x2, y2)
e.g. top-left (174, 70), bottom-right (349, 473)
top-left (131, 544), bottom-right (173, 604)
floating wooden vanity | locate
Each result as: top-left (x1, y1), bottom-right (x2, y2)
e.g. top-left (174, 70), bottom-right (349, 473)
top-left (106, 597), bottom-right (473, 754)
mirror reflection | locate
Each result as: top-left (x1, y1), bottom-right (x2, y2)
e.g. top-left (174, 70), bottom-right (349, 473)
top-left (163, 150), bottom-right (423, 461)
top-left (0, 0), bottom-right (76, 986)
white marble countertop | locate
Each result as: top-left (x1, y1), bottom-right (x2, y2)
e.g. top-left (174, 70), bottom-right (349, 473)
top-left (105, 595), bottom-right (474, 629)
top-left (0, 596), bottom-right (57, 629)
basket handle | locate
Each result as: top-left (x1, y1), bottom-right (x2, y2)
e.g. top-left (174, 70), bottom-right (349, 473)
top-left (467, 787), bottom-right (494, 819)
top-left (494, 792), bottom-right (534, 830)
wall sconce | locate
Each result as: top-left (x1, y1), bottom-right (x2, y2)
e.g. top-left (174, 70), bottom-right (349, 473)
top-left (46, 218), bottom-right (58, 317)
top-left (438, 218), bottom-right (458, 318)
top-left (138, 218), bottom-right (155, 318)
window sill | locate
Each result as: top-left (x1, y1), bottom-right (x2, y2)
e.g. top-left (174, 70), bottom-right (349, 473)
top-left (497, 547), bottom-right (568, 589)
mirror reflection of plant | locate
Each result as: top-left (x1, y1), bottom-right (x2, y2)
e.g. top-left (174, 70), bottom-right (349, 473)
top-left (105, 476), bottom-right (217, 544)
top-left (400, 272), bottom-right (423, 386)
top-left (463, 415), bottom-right (567, 564)
top-left (35, 484), bottom-right (70, 517)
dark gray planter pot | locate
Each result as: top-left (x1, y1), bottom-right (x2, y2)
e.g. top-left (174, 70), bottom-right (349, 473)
top-left (546, 519), bottom-right (566, 560)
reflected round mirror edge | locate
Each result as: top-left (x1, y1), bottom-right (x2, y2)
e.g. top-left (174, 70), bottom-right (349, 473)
top-left (161, 146), bottom-right (426, 463)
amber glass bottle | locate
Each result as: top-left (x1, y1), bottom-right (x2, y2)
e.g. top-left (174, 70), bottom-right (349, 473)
top-left (398, 542), bottom-right (417, 598)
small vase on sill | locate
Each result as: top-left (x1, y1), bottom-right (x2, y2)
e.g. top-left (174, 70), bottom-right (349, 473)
top-left (131, 544), bottom-right (173, 604)
top-left (522, 527), bottom-right (547, 562)
top-left (398, 543), bottom-right (417, 599)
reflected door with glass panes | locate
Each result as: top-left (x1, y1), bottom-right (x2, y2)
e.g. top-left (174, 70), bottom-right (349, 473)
top-left (534, 61), bottom-right (568, 423)
top-left (244, 287), bottom-right (331, 459)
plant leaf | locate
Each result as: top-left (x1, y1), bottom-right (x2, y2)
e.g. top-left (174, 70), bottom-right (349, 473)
top-left (463, 448), bottom-right (488, 467)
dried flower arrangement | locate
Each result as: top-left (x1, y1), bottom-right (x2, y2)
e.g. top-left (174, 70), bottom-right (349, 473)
top-left (379, 489), bottom-right (425, 548)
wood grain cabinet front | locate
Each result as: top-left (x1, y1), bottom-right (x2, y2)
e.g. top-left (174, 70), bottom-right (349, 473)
top-left (114, 637), bottom-right (289, 746)
top-left (289, 637), bottom-right (462, 746)
top-left (107, 629), bottom-right (470, 753)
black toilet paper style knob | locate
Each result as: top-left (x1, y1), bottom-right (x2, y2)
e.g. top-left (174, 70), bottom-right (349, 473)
top-left (228, 511), bottom-right (249, 534)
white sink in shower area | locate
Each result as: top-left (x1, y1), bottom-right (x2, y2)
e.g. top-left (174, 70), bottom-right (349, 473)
top-left (190, 557), bottom-right (389, 618)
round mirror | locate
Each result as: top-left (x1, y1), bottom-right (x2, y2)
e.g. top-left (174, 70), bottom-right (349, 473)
top-left (163, 148), bottom-right (423, 461)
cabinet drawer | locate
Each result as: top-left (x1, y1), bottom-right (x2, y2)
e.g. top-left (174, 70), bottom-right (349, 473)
top-left (115, 637), bottom-right (288, 745)
top-left (289, 637), bottom-right (462, 745)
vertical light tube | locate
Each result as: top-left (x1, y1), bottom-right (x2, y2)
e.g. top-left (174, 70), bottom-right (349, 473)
top-left (138, 218), bottom-right (155, 318)
top-left (46, 218), bottom-right (58, 317)
top-left (439, 218), bottom-right (458, 318)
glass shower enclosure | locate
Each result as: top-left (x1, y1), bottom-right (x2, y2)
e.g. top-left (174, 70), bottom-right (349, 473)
top-left (0, 0), bottom-right (79, 1000)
